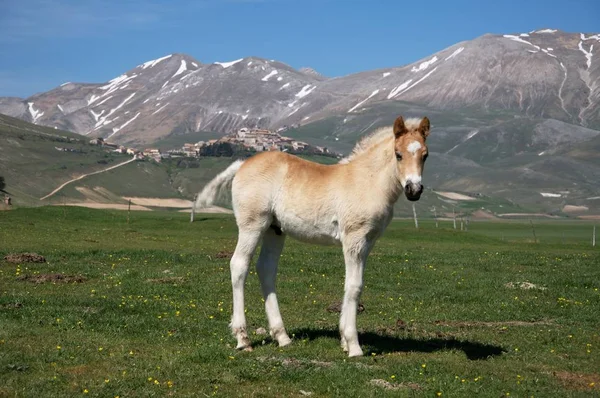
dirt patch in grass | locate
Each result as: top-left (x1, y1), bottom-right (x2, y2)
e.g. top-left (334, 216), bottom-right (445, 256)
top-left (554, 371), bottom-right (599, 391)
top-left (326, 301), bottom-right (365, 313)
top-left (0, 302), bottom-right (23, 309)
top-left (370, 379), bottom-right (422, 391)
top-left (257, 356), bottom-right (334, 369)
top-left (146, 277), bottom-right (186, 284)
top-left (4, 253), bottom-right (46, 263)
top-left (215, 250), bottom-right (234, 259)
top-left (504, 281), bottom-right (547, 290)
top-left (433, 320), bottom-right (555, 327)
top-left (17, 274), bottom-right (86, 284)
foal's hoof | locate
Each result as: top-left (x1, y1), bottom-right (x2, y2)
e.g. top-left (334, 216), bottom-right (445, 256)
top-left (236, 344), bottom-right (253, 352)
top-left (348, 347), bottom-right (364, 357)
top-left (278, 335), bottom-right (292, 347)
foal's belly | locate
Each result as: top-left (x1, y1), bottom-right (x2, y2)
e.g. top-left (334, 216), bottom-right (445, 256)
top-left (275, 213), bottom-right (342, 246)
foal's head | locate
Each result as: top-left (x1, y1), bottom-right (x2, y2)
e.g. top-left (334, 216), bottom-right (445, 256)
top-left (393, 116), bottom-right (430, 201)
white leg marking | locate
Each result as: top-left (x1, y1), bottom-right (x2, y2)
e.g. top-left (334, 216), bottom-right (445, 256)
top-left (340, 235), bottom-right (372, 357)
top-left (230, 229), bottom-right (263, 351)
top-left (256, 229), bottom-right (291, 347)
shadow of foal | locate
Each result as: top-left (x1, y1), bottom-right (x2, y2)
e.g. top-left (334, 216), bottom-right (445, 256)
top-left (290, 328), bottom-right (505, 360)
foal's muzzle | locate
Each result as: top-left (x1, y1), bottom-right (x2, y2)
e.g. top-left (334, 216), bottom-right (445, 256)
top-left (405, 183), bottom-right (423, 201)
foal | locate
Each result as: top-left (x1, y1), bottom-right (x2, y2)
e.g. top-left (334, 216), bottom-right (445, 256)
top-left (196, 116), bottom-right (430, 357)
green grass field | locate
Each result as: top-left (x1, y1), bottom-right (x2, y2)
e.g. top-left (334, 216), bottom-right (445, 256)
top-left (1, 207), bottom-right (598, 397)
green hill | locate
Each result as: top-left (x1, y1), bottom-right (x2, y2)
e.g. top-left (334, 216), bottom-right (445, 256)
top-left (0, 114), bottom-right (132, 206)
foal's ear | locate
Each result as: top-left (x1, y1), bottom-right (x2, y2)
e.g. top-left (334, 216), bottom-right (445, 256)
top-left (419, 117), bottom-right (430, 138)
top-left (393, 116), bottom-right (408, 138)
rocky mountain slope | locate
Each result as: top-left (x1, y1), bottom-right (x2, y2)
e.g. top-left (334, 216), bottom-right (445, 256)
top-left (1, 29), bottom-right (598, 148)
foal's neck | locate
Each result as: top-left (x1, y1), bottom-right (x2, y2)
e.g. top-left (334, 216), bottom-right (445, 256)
top-left (354, 136), bottom-right (403, 204)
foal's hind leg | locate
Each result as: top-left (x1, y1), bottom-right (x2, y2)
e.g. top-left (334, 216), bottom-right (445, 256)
top-left (256, 228), bottom-right (291, 347)
top-left (230, 228), bottom-right (263, 351)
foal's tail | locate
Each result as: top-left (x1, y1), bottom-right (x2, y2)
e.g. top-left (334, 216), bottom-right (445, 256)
top-left (195, 159), bottom-right (244, 208)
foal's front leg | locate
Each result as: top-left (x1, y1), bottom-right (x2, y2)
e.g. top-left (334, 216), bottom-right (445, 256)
top-left (339, 237), bottom-right (370, 357)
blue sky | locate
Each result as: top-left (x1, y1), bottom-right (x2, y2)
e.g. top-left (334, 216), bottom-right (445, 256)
top-left (1, 0), bottom-right (598, 98)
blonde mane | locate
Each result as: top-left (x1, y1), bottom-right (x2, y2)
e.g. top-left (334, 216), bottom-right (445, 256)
top-left (338, 117), bottom-right (424, 164)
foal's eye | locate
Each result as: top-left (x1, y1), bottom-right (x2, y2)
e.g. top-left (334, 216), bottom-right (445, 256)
top-left (395, 152), bottom-right (403, 161)
top-left (423, 153), bottom-right (429, 161)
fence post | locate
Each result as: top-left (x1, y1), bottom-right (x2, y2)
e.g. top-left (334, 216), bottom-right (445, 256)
top-left (593, 225), bottom-right (596, 247)
top-left (127, 199), bottom-right (131, 224)
top-left (190, 194), bottom-right (197, 223)
top-left (433, 206), bottom-right (439, 228)
top-left (453, 207), bottom-right (457, 230)
top-left (412, 203), bottom-right (419, 229)
top-left (529, 219), bottom-right (537, 244)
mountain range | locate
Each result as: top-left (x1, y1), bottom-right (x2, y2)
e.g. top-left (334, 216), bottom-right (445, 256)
top-left (1, 29), bottom-right (599, 217)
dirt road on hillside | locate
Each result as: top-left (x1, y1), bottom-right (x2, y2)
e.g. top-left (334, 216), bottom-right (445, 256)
top-left (40, 156), bottom-right (136, 201)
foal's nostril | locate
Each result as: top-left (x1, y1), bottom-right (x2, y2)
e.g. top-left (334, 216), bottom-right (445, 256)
top-left (405, 183), bottom-right (422, 194)
top-left (404, 183), bottom-right (423, 201)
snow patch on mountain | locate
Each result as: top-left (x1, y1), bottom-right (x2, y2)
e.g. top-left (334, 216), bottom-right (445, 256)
top-left (262, 70), bottom-right (278, 81)
top-left (578, 41), bottom-right (593, 69)
top-left (139, 54), bottom-right (172, 69)
top-left (100, 74), bottom-right (137, 92)
top-left (108, 112), bottom-right (141, 138)
top-left (383, 72), bottom-right (391, 77)
top-left (295, 85), bottom-right (316, 99)
top-left (535, 29), bottom-right (557, 34)
top-left (348, 89), bottom-right (380, 113)
top-left (87, 94), bottom-right (100, 105)
top-left (96, 96), bottom-right (113, 107)
top-left (445, 47), bottom-right (464, 61)
top-left (411, 56), bottom-right (438, 72)
top-left (280, 82), bottom-right (290, 90)
top-left (93, 93), bottom-right (136, 130)
top-left (215, 59), bottom-right (243, 68)
top-left (581, 33), bottom-right (600, 41)
top-left (503, 35), bottom-right (540, 50)
top-left (27, 102), bottom-right (44, 123)
top-left (387, 80), bottom-right (413, 99)
top-left (172, 60), bottom-right (188, 78)
top-left (152, 103), bottom-right (169, 115)
top-left (391, 67), bottom-right (438, 98)
top-left (90, 109), bottom-right (104, 122)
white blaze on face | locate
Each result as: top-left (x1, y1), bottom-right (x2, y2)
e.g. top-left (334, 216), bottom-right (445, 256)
top-left (405, 174), bottom-right (422, 184)
top-left (401, 141), bottom-right (424, 187)
top-left (407, 140), bottom-right (422, 155)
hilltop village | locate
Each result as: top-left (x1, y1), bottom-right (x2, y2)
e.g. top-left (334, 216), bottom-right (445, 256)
top-left (85, 127), bottom-right (337, 163)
